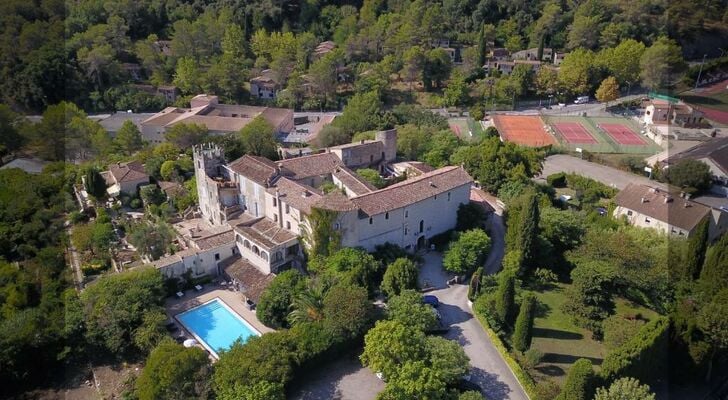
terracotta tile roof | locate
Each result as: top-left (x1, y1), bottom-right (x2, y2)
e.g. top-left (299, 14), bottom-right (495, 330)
top-left (141, 107), bottom-right (187, 126)
top-left (158, 181), bottom-right (185, 196)
top-left (269, 177), bottom-right (322, 214)
top-left (234, 218), bottom-right (297, 250)
top-left (276, 152), bottom-right (343, 180)
top-left (352, 166), bottom-right (472, 215)
top-left (313, 192), bottom-right (358, 211)
top-left (191, 229), bottom-right (235, 251)
top-left (663, 136), bottom-right (728, 175)
top-left (141, 102), bottom-right (293, 133)
top-left (220, 256), bottom-right (274, 303)
top-left (228, 155), bottom-right (279, 185)
top-left (330, 141), bottom-right (384, 166)
top-left (108, 161), bottom-right (148, 183)
top-left (261, 108), bottom-right (294, 130)
top-left (332, 167), bottom-right (376, 195)
top-left (615, 184), bottom-right (710, 232)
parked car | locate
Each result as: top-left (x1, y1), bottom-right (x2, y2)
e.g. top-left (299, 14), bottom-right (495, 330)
top-left (423, 295), bottom-right (440, 308)
top-left (574, 96), bottom-right (590, 104)
top-left (595, 207), bottom-right (608, 216)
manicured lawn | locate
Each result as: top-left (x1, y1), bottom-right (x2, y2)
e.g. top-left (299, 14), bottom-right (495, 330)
top-left (530, 283), bottom-right (605, 385)
top-left (528, 283), bottom-right (660, 386)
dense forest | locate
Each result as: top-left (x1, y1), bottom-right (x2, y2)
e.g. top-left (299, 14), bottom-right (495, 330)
top-left (1, 0), bottom-right (726, 114)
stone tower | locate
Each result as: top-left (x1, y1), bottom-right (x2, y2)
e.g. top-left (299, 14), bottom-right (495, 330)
top-left (193, 144), bottom-right (226, 225)
top-left (375, 129), bottom-right (397, 163)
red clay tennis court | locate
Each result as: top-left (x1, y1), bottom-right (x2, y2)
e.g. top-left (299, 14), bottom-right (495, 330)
top-left (599, 123), bottom-right (645, 145)
top-left (552, 122), bottom-right (597, 144)
top-left (492, 115), bottom-right (556, 147)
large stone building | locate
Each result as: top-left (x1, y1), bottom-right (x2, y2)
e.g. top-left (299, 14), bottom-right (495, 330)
top-left (153, 130), bottom-right (472, 299)
top-left (140, 94), bottom-right (294, 144)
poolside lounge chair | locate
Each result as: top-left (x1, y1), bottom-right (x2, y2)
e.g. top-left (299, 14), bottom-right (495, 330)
top-left (176, 291), bottom-right (184, 298)
top-left (194, 284), bottom-right (203, 291)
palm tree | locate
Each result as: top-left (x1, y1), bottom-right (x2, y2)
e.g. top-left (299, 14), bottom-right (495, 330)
top-left (287, 280), bottom-right (330, 325)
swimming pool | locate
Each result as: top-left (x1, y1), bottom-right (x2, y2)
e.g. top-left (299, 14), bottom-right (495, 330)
top-left (176, 298), bottom-right (260, 357)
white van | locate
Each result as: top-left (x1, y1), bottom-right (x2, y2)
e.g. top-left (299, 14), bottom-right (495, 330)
top-left (574, 96), bottom-right (590, 104)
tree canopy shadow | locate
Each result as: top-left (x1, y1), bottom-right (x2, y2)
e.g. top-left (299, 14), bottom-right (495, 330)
top-left (534, 364), bottom-right (565, 377)
top-left (541, 353), bottom-right (603, 366)
top-left (532, 327), bottom-right (583, 340)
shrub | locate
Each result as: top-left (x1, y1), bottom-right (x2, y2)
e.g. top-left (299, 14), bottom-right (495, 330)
top-left (467, 267), bottom-right (483, 301)
top-left (594, 377), bottom-right (656, 400)
top-left (602, 315), bottom-right (646, 350)
top-left (600, 317), bottom-right (669, 385)
top-left (547, 172), bottom-right (567, 188)
top-left (130, 198), bottom-right (142, 209)
top-left (534, 268), bottom-right (558, 287)
top-left (534, 381), bottom-right (561, 400)
top-left (256, 270), bottom-right (306, 329)
top-left (557, 358), bottom-right (596, 400)
top-left (519, 348), bottom-right (543, 370)
top-left (443, 229), bottom-right (491, 275)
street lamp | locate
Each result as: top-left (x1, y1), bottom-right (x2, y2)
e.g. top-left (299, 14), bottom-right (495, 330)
top-left (695, 54), bottom-right (707, 89)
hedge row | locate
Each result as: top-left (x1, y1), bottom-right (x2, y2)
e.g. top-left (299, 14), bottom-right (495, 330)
top-left (472, 302), bottom-right (537, 399)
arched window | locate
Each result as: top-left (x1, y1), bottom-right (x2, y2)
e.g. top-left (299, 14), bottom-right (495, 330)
top-left (369, 217), bottom-right (373, 224)
top-left (252, 245), bottom-right (260, 256)
top-left (385, 212), bottom-right (389, 220)
top-left (244, 240), bottom-right (251, 249)
top-left (286, 221), bottom-right (291, 230)
top-left (274, 251), bottom-right (283, 262)
top-left (261, 252), bottom-right (268, 261)
top-left (419, 220), bottom-right (424, 233)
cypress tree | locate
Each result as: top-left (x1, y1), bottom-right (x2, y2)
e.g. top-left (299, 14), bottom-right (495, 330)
top-left (85, 168), bottom-right (107, 199)
top-left (513, 294), bottom-right (536, 352)
top-left (477, 25), bottom-right (487, 67)
top-left (537, 35), bottom-right (545, 61)
top-left (495, 272), bottom-right (516, 326)
top-left (699, 233), bottom-right (728, 296)
top-left (517, 192), bottom-right (540, 276)
top-left (684, 218), bottom-right (709, 280)
top-left (557, 358), bottom-right (596, 400)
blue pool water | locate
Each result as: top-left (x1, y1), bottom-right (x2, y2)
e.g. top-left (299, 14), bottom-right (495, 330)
top-left (177, 299), bottom-right (260, 356)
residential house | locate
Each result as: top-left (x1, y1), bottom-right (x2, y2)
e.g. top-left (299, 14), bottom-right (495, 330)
top-left (140, 94), bottom-right (294, 144)
top-left (660, 136), bottom-right (728, 192)
top-left (644, 99), bottom-right (705, 127)
top-left (313, 41), bottom-right (336, 60)
top-left (512, 47), bottom-right (553, 61)
top-left (514, 59), bottom-right (543, 72)
top-left (103, 161), bottom-right (150, 196)
top-left (250, 70), bottom-right (279, 100)
top-left (553, 52), bottom-right (568, 66)
top-left (490, 48), bottom-right (510, 61)
top-left (614, 184), bottom-right (728, 240)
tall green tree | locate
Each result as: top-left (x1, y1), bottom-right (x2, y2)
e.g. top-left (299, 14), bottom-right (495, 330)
top-left (639, 37), bottom-right (686, 91)
top-left (663, 159), bottom-right (712, 191)
top-left (495, 271), bottom-right (516, 326)
top-left (700, 233), bottom-right (728, 296)
top-left (85, 167), bottom-right (107, 199)
top-left (381, 258), bottom-right (419, 298)
top-left (238, 116), bottom-right (278, 159)
top-left (684, 218), bottom-right (709, 280)
top-left (136, 340), bottom-right (212, 400)
top-left (0, 105), bottom-right (24, 156)
top-left (387, 290), bottom-right (439, 332)
top-left (256, 270), bottom-right (306, 329)
top-left (595, 76), bottom-right (620, 105)
top-left (697, 289), bottom-right (728, 381)
top-left (513, 294), bottom-right (536, 352)
top-left (516, 191), bottom-right (539, 275)
top-left (558, 48), bottom-right (596, 95)
top-left (114, 120), bottom-right (144, 155)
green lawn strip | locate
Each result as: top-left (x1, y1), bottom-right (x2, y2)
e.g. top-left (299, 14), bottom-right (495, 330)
top-left (472, 305), bottom-right (538, 399)
top-left (530, 284), bottom-right (606, 385)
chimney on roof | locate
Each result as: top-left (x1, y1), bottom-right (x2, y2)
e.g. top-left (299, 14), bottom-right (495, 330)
top-left (429, 181), bottom-right (436, 188)
top-left (641, 197), bottom-right (647, 203)
top-left (686, 193), bottom-right (692, 200)
top-left (664, 196), bottom-right (672, 204)
top-left (302, 190), bottom-right (310, 198)
top-left (684, 202), bottom-right (690, 208)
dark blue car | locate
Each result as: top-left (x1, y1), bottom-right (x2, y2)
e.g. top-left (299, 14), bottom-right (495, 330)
top-left (423, 295), bottom-right (439, 308)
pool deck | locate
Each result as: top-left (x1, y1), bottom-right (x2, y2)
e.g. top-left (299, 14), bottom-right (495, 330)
top-left (165, 286), bottom-right (275, 353)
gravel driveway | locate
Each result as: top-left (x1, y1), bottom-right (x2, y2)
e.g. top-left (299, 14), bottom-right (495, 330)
top-left (419, 253), bottom-right (528, 400)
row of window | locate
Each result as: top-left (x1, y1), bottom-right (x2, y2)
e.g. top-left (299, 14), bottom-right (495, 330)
top-left (236, 234), bottom-right (286, 263)
top-left (272, 198), bottom-right (291, 214)
top-left (367, 193), bottom-right (452, 225)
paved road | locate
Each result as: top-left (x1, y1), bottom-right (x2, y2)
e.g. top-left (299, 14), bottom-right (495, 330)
top-left (288, 354), bottom-right (384, 400)
top-left (482, 196), bottom-right (506, 275)
top-left (539, 154), bottom-right (667, 190)
top-left (419, 253), bottom-right (528, 400)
